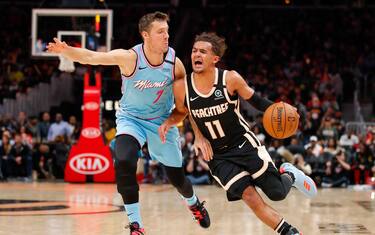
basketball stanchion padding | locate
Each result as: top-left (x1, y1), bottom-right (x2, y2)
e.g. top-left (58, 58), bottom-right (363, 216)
top-left (65, 71), bottom-right (115, 182)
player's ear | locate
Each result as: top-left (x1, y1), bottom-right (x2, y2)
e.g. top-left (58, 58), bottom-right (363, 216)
top-left (213, 55), bottom-right (220, 64)
top-left (141, 31), bottom-right (149, 40)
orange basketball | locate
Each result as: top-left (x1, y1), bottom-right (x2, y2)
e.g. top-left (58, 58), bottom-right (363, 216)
top-left (262, 102), bottom-right (299, 139)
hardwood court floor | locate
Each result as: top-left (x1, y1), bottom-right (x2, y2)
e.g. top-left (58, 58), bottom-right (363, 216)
top-left (0, 182), bottom-right (374, 235)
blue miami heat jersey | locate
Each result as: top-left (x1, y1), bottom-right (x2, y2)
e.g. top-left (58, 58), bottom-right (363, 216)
top-left (116, 44), bottom-right (175, 120)
top-left (115, 44), bottom-right (183, 167)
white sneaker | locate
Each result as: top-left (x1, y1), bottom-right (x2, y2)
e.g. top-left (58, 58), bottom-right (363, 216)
top-left (280, 163), bottom-right (317, 198)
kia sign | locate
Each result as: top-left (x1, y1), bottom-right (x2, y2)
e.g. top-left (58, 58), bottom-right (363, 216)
top-left (84, 102), bottom-right (99, 111)
top-left (81, 127), bottom-right (101, 138)
top-left (65, 72), bottom-right (115, 183)
top-left (69, 153), bottom-right (110, 175)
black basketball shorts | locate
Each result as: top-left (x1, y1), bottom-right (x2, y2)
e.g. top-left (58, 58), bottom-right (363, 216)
top-left (208, 143), bottom-right (276, 201)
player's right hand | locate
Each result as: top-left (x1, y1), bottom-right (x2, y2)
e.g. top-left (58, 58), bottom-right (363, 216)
top-left (46, 37), bottom-right (68, 54)
top-left (193, 135), bottom-right (213, 161)
top-left (158, 122), bottom-right (171, 144)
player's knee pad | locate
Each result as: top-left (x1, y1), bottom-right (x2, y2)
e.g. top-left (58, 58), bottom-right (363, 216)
top-left (264, 188), bottom-right (287, 201)
top-left (255, 166), bottom-right (288, 201)
top-left (114, 134), bottom-right (140, 169)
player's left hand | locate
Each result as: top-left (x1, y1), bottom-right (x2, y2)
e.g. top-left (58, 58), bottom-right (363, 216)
top-left (193, 135), bottom-right (213, 161)
top-left (281, 102), bottom-right (300, 119)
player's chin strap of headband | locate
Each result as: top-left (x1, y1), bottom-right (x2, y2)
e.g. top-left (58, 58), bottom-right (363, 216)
top-left (246, 92), bottom-right (273, 112)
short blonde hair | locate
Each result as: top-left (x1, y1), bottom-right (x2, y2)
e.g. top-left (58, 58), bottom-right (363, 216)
top-left (138, 11), bottom-right (169, 34)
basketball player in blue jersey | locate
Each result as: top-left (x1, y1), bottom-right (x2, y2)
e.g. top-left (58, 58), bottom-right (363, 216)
top-left (159, 32), bottom-right (318, 235)
top-left (47, 12), bottom-right (210, 235)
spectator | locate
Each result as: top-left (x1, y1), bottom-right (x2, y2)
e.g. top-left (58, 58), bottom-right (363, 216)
top-left (253, 125), bottom-right (266, 145)
top-left (351, 142), bottom-right (374, 184)
top-left (318, 117), bottom-right (338, 142)
top-left (103, 119), bottom-right (116, 145)
top-left (323, 138), bottom-right (343, 156)
top-left (8, 133), bottom-right (32, 180)
top-left (68, 115), bottom-right (80, 143)
top-left (36, 112), bottom-right (51, 143)
top-left (287, 137), bottom-right (305, 156)
top-left (32, 144), bottom-right (52, 180)
top-left (304, 136), bottom-right (323, 157)
top-left (51, 135), bottom-right (69, 179)
top-left (16, 111), bottom-right (28, 130)
top-left (339, 129), bottom-right (359, 150)
top-left (185, 153), bottom-right (211, 185)
top-left (322, 150), bottom-right (351, 188)
top-left (47, 113), bottom-right (72, 143)
top-left (181, 131), bottom-right (194, 160)
top-left (0, 132), bottom-right (13, 180)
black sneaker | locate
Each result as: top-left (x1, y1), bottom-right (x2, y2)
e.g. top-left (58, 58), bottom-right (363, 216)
top-left (285, 226), bottom-right (302, 235)
top-left (125, 222), bottom-right (145, 235)
top-left (188, 199), bottom-right (210, 228)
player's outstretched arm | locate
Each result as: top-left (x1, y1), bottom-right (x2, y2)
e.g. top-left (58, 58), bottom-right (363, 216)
top-left (46, 37), bottom-right (130, 67)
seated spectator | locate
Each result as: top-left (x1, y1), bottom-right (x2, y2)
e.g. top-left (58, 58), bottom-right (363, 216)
top-left (322, 150), bottom-right (351, 188)
top-left (304, 136), bottom-right (323, 157)
top-left (0, 132), bottom-right (13, 180)
top-left (19, 126), bottom-right (33, 148)
top-left (185, 153), bottom-right (210, 185)
top-left (68, 115), bottom-right (80, 144)
top-left (318, 117), bottom-right (338, 143)
top-left (36, 112), bottom-right (51, 143)
top-left (324, 138), bottom-right (343, 156)
top-left (47, 113), bottom-right (72, 143)
top-left (339, 129), bottom-right (359, 150)
top-left (287, 137), bottom-right (305, 156)
top-left (181, 131), bottom-right (194, 160)
top-left (351, 142), bottom-right (374, 184)
top-left (103, 119), bottom-right (116, 145)
top-left (8, 133), bottom-right (32, 180)
top-left (51, 135), bottom-right (69, 179)
top-left (32, 144), bottom-right (53, 180)
top-left (304, 136), bottom-right (325, 185)
top-left (253, 125), bottom-right (266, 145)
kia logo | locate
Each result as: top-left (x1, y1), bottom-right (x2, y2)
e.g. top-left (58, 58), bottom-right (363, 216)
top-left (69, 153), bottom-right (110, 175)
top-left (84, 102), bottom-right (99, 110)
top-left (81, 128), bottom-right (101, 138)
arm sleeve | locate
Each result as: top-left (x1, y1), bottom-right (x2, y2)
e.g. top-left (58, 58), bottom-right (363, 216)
top-left (246, 92), bottom-right (273, 112)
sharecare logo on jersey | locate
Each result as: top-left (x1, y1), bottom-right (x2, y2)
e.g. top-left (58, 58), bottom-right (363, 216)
top-left (133, 77), bottom-right (168, 91)
top-left (84, 102), bottom-right (99, 110)
top-left (70, 153), bottom-right (110, 175)
top-left (81, 127), bottom-right (101, 138)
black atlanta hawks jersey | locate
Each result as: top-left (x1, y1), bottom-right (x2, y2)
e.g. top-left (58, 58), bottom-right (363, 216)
top-left (185, 68), bottom-right (261, 153)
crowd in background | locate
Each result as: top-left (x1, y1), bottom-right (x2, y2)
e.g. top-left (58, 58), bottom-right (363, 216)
top-left (0, 4), bottom-right (374, 186)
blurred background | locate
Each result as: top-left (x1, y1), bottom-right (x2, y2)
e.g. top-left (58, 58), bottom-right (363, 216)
top-left (0, 0), bottom-right (374, 189)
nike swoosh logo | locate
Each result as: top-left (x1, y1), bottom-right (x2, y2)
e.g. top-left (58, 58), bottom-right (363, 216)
top-left (238, 140), bottom-right (247, 149)
top-left (139, 66), bottom-right (147, 70)
top-left (127, 213), bottom-right (134, 216)
top-left (190, 96), bottom-right (200, 101)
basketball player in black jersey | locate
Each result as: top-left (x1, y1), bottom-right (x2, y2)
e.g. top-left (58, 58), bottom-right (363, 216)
top-left (158, 32), bottom-right (317, 235)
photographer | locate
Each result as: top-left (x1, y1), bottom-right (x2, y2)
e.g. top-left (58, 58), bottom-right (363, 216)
top-left (321, 150), bottom-right (351, 188)
top-left (185, 152), bottom-right (210, 185)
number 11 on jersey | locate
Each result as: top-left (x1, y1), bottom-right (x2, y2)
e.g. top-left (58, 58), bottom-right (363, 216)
top-left (205, 120), bottom-right (225, 139)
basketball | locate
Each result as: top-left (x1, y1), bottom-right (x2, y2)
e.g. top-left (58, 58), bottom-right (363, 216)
top-left (262, 102), bottom-right (299, 139)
